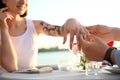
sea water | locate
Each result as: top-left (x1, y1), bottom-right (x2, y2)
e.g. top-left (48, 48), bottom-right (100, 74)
top-left (37, 51), bottom-right (74, 65)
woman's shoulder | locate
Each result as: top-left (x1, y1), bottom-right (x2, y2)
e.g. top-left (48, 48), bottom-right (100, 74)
top-left (32, 20), bottom-right (41, 28)
top-left (25, 18), bottom-right (40, 27)
top-left (25, 18), bottom-right (40, 23)
top-left (27, 19), bottom-right (43, 34)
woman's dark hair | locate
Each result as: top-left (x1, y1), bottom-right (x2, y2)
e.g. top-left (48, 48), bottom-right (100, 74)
top-left (20, 10), bottom-right (27, 17)
top-left (0, 0), bottom-right (27, 17)
top-left (0, 0), bottom-right (6, 9)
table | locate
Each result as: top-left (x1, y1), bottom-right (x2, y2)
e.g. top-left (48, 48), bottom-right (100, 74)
top-left (0, 69), bottom-right (120, 80)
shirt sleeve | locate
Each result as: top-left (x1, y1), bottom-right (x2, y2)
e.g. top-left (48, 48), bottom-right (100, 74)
top-left (114, 49), bottom-right (120, 67)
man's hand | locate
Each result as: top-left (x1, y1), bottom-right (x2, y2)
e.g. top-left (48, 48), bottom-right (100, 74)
top-left (86, 25), bottom-right (113, 42)
top-left (79, 34), bottom-right (109, 61)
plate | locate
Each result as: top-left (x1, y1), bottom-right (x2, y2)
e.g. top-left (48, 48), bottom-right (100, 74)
top-left (13, 67), bottom-right (53, 74)
top-left (14, 68), bottom-right (40, 74)
top-left (105, 66), bottom-right (120, 73)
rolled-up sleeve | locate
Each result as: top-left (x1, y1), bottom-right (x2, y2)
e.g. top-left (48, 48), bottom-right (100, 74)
top-left (114, 50), bottom-right (120, 67)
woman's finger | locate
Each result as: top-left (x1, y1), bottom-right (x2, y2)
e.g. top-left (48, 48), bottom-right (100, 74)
top-left (76, 31), bottom-right (81, 50)
top-left (70, 32), bottom-right (75, 50)
top-left (62, 30), bottom-right (67, 44)
top-left (4, 12), bottom-right (14, 20)
top-left (0, 7), bottom-right (8, 12)
top-left (79, 34), bottom-right (86, 45)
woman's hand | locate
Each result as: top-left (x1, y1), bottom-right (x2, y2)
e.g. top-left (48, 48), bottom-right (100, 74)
top-left (62, 18), bottom-right (89, 50)
top-left (0, 7), bottom-right (13, 29)
top-left (86, 25), bottom-right (113, 42)
top-left (79, 34), bottom-right (109, 61)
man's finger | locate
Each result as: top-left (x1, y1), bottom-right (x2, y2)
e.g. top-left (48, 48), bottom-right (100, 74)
top-left (79, 34), bottom-right (90, 46)
top-left (86, 25), bottom-right (97, 30)
top-left (91, 34), bottom-right (105, 43)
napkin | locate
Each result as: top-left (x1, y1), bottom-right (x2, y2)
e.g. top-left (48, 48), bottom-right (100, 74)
top-left (13, 67), bottom-right (53, 74)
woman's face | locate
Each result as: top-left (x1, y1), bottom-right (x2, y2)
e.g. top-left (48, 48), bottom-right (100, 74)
top-left (2, 0), bottom-right (28, 16)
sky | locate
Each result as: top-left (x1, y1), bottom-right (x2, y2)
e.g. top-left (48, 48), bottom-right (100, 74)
top-left (27, 0), bottom-right (120, 48)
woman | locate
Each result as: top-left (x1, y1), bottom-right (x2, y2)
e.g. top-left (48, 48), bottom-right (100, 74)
top-left (0, 0), bottom-right (88, 72)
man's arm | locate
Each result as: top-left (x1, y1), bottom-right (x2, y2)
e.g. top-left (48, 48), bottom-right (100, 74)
top-left (86, 25), bottom-right (120, 42)
top-left (114, 50), bottom-right (120, 67)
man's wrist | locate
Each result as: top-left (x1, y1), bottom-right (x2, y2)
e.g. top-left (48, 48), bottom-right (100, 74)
top-left (104, 47), bottom-right (117, 66)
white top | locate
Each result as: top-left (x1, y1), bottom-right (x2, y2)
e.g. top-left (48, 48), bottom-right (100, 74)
top-left (0, 18), bottom-right (39, 73)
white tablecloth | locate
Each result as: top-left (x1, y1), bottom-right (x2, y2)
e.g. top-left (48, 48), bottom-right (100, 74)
top-left (0, 69), bottom-right (120, 80)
